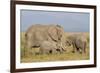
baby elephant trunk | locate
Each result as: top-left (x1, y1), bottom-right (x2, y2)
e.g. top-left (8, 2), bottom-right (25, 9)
top-left (56, 42), bottom-right (66, 53)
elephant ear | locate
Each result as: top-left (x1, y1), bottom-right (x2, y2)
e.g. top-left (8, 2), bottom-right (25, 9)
top-left (48, 26), bottom-right (58, 42)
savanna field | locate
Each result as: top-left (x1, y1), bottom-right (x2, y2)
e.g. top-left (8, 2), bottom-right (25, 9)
top-left (20, 32), bottom-right (90, 63)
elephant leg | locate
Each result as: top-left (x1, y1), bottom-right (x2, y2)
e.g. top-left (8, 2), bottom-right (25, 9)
top-left (72, 47), bottom-right (75, 53)
top-left (83, 42), bottom-right (86, 53)
top-left (72, 43), bottom-right (77, 53)
top-left (78, 48), bottom-right (82, 54)
top-left (39, 48), bottom-right (44, 55)
top-left (76, 46), bottom-right (82, 53)
top-left (79, 42), bottom-right (86, 54)
top-left (76, 48), bottom-right (79, 51)
top-left (81, 46), bottom-right (86, 54)
top-left (44, 49), bottom-right (51, 55)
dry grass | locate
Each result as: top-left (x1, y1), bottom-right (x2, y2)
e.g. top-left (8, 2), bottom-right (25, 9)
top-left (20, 32), bottom-right (90, 63)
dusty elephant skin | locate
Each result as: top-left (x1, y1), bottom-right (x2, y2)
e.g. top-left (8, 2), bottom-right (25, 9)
top-left (24, 24), bottom-right (64, 55)
top-left (39, 41), bottom-right (64, 54)
top-left (66, 34), bottom-right (87, 54)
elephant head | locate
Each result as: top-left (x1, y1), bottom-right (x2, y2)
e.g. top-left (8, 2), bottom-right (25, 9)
top-left (65, 34), bottom-right (77, 46)
top-left (66, 38), bottom-right (72, 46)
top-left (48, 25), bottom-right (64, 43)
top-left (65, 34), bottom-right (87, 53)
top-left (47, 25), bottom-right (65, 51)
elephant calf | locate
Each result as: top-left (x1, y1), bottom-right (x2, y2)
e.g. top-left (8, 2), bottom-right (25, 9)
top-left (66, 34), bottom-right (87, 54)
top-left (39, 41), bottom-right (63, 54)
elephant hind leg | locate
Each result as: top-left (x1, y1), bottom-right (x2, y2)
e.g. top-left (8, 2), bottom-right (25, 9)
top-left (82, 42), bottom-right (86, 54)
top-left (72, 43), bottom-right (76, 53)
top-left (78, 48), bottom-right (82, 54)
top-left (76, 47), bottom-right (82, 54)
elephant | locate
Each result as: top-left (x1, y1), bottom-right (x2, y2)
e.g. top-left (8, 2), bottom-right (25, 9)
top-left (66, 34), bottom-right (87, 53)
top-left (24, 24), bottom-right (65, 55)
top-left (39, 41), bottom-right (64, 54)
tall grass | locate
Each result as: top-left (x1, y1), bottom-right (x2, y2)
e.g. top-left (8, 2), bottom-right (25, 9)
top-left (20, 32), bottom-right (90, 63)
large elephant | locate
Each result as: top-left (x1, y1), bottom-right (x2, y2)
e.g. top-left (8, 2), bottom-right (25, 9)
top-left (25, 24), bottom-right (64, 55)
top-left (66, 34), bottom-right (87, 53)
top-left (39, 41), bottom-right (64, 54)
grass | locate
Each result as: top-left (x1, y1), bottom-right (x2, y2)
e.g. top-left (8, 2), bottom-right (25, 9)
top-left (20, 32), bottom-right (90, 63)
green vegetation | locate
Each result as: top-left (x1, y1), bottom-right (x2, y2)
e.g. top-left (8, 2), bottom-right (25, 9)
top-left (20, 32), bottom-right (90, 63)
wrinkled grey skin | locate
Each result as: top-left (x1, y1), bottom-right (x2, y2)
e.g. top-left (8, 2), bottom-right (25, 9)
top-left (25, 24), bottom-right (64, 54)
top-left (39, 41), bottom-right (64, 54)
top-left (66, 34), bottom-right (87, 53)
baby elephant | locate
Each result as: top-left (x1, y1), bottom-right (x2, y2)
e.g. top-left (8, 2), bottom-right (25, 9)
top-left (66, 34), bottom-right (87, 54)
top-left (39, 41), bottom-right (63, 54)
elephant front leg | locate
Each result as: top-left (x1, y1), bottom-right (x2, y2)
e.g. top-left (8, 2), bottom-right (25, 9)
top-left (80, 42), bottom-right (86, 54)
top-left (72, 46), bottom-right (75, 53)
top-left (72, 43), bottom-right (77, 53)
